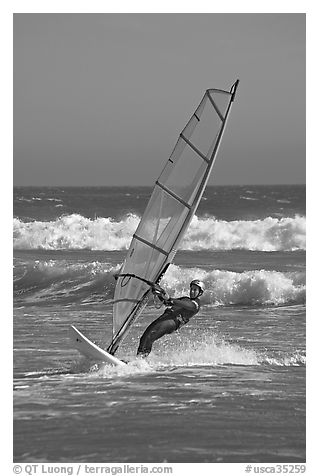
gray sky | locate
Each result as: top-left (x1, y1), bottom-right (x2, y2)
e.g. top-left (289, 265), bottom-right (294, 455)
top-left (13, 13), bottom-right (305, 186)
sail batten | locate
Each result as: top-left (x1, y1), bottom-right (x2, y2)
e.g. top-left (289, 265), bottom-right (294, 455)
top-left (109, 81), bottom-right (239, 355)
top-left (207, 90), bottom-right (225, 122)
top-left (133, 233), bottom-right (170, 256)
top-left (180, 133), bottom-right (210, 163)
top-left (155, 180), bottom-right (192, 209)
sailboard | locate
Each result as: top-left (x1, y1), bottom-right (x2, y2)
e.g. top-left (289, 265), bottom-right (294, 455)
top-left (69, 325), bottom-right (126, 365)
top-left (71, 80), bottom-right (239, 365)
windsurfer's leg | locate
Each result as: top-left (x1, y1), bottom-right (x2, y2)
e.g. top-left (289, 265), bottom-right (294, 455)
top-left (137, 316), bottom-right (178, 357)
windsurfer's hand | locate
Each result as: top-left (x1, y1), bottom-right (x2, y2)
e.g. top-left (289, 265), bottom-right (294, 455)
top-left (152, 284), bottom-right (165, 295)
top-left (152, 285), bottom-right (169, 301)
top-left (161, 291), bottom-right (170, 301)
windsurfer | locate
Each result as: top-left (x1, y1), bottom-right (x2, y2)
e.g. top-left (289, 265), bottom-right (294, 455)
top-left (137, 280), bottom-right (205, 357)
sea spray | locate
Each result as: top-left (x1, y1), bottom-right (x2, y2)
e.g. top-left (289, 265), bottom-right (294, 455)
top-left (95, 334), bottom-right (306, 378)
top-left (149, 333), bottom-right (260, 367)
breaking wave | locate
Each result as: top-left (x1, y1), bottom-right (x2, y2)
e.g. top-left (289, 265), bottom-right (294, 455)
top-left (14, 261), bottom-right (305, 307)
top-left (162, 264), bottom-right (305, 307)
top-left (13, 214), bottom-right (306, 252)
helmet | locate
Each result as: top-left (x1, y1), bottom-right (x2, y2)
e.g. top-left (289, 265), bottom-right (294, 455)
top-left (190, 279), bottom-right (205, 295)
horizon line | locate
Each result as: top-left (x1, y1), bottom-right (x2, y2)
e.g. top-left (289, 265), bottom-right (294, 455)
top-left (13, 183), bottom-right (306, 188)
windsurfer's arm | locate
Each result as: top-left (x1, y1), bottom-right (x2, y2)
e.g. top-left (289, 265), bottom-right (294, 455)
top-left (155, 295), bottom-right (198, 311)
top-left (168, 297), bottom-right (199, 311)
top-left (151, 286), bottom-right (198, 310)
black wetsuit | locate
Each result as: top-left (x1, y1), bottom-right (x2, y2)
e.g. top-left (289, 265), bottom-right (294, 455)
top-left (137, 296), bottom-right (201, 357)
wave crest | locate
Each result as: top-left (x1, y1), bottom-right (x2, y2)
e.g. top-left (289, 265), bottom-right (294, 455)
top-left (13, 214), bottom-right (306, 252)
top-left (186, 215), bottom-right (305, 251)
top-left (162, 265), bottom-right (305, 307)
top-left (14, 262), bottom-right (305, 307)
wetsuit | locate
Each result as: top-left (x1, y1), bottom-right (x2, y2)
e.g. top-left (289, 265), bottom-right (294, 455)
top-left (137, 296), bottom-right (201, 357)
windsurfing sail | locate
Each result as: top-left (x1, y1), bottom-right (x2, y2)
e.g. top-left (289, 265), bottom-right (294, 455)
top-left (108, 80), bottom-right (239, 355)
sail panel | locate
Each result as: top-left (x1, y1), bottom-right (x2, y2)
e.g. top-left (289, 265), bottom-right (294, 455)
top-left (136, 186), bottom-right (189, 247)
top-left (158, 139), bottom-right (208, 205)
top-left (190, 93), bottom-right (225, 157)
top-left (211, 90), bottom-right (231, 113)
top-left (113, 238), bottom-right (167, 335)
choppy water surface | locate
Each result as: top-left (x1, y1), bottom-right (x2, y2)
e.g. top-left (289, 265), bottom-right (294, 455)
top-left (13, 186), bottom-right (306, 462)
top-left (14, 303), bottom-right (305, 463)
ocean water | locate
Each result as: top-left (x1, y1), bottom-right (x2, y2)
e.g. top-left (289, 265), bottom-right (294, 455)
top-left (13, 185), bottom-right (306, 463)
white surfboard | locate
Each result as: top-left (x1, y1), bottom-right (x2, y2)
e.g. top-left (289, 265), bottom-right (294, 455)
top-left (69, 326), bottom-right (126, 366)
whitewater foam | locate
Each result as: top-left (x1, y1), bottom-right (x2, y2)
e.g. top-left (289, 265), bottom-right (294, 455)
top-left (13, 214), bottom-right (306, 252)
top-left (162, 265), bottom-right (306, 306)
top-left (14, 260), bottom-right (305, 307)
top-left (185, 215), bottom-right (305, 251)
top-left (92, 335), bottom-right (305, 379)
